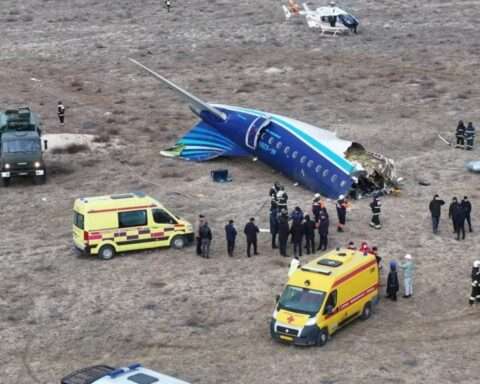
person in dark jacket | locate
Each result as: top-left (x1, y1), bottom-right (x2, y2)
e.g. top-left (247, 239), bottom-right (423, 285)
top-left (336, 195), bottom-right (348, 232)
top-left (278, 213), bottom-right (290, 257)
top-left (199, 222), bottom-right (212, 259)
top-left (57, 101), bottom-right (65, 125)
top-left (312, 193), bottom-right (322, 222)
top-left (369, 196), bottom-right (382, 229)
top-left (290, 206), bottom-right (304, 225)
top-left (469, 260), bottom-right (480, 305)
top-left (244, 217), bottom-right (260, 257)
top-left (456, 120), bottom-right (466, 148)
top-left (196, 214), bottom-right (206, 255)
top-left (269, 207), bottom-right (279, 249)
top-left (465, 122), bottom-right (475, 150)
top-left (317, 209), bottom-right (329, 251)
top-left (461, 196), bottom-right (473, 232)
top-left (448, 197), bottom-right (459, 234)
top-left (303, 215), bottom-right (316, 254)
top-left (386, 261), bottom-right (399, 301)
top-left (290, 220), bottom-right (304, 257)
top-left (429, 194), bottom-right (445, 234)
top-left (225, 220), bottom-right (237, 257)
top-left (453, 203), bottom-right (467, 240)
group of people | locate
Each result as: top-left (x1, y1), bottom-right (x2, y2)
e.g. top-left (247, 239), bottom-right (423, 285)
top-left (429, 195), bottom-right (473, 239)
top-left (386, 254), bottom-right (415, 301)
top-left (195, 215), bottom-right (260, 259)
top-left (455, 120), bottom-right (475, 150)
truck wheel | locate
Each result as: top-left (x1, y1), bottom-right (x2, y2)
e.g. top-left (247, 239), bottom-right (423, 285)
top-left (2, 178), bottom-right (10, 187)
top-left (360, 302), bottom-right (372, 320)
top-left (98, 245), bottom-right (115, 260)
top-left (317, 329), bottom-right (329, 347)
top-left (33, 174), bottom-right (47, 185)
top-left (171, 235), bottom-right (185, 250)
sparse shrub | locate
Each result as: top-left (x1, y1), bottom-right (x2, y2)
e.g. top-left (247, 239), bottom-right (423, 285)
top-left (107, 127), bottom-right (119, 135)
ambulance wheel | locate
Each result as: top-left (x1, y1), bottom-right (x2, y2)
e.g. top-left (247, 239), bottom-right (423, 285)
top-left (316, 329), bottom-right (329, 347)
top-left (171, 235), bottom-right (185, 250)
top-left (98, 245), bottom-right (115, 260)
top-left (360, 302), bottom-right (372, 320)
top-left (2, 178), bottom-right (10, 187)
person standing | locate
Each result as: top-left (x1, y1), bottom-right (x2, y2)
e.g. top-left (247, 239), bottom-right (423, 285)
top-left (269, 182), bottom-right (281, 211)
top-left (196, 214), bottom-right (206, 256)
top-left (429, 194), bottom-right (445, 234)
top-left (465, 122), bottom-right (476, 150)
top-left (244, 217), bottom-right (259, 257)
top-left (288, 255), bottom-right (301, 277)
top-left (386, 261), bottom-right (400, 301)
top-left (456, 120), bottom-right (466, 148)
top-left (461, 196), bottom-right (473, 232)
top-left (269, 207), bottom-right (279, 249)
top-left (165, 0), bottom-right (171, 12)
top-left (312, 193), bottom-right (322, 222)
top-left (469, 260), bottom-right (480, 306)
top-left (399, 254), bottom-right (414, 298)
top-left (453, 202), bottom-right (467, 240)
top-left (317, 209), bottom-right (329, 251)
top-left (199, 222), bottom-right (212, 259)
top-left (278, 212), bottom-right (290, 257)
top-left (336, 195), bottom-right (348, 232)
top-left (224, 220), bottom-right (237, 257)
top-left (303, 215), bottom-right (315, 255)
top-left (448, 197), bottom-right (459, 234)
top-left (290, 219), bottom-right (304, 257)
top-left (57, 101), bottom-right (65, 125)
top-left (369, 196), bottom-right (382, 229)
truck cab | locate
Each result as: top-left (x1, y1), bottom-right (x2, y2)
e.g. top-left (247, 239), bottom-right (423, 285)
top-left (0, 107), bottom-right (47, 186)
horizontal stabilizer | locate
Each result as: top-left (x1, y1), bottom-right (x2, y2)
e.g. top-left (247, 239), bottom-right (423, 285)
top-left (161, 121), bottom-right (249, 161)
top-left (128, 58), bottom-right (227, 122)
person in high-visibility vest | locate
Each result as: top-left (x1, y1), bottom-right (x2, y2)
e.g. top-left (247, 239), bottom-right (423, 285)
top-left (465, 122), bottom-right (476, 150)
top-left (369, 196), bottom-right (382, 229)
top-left (469, 260), bottom-right (480, 306)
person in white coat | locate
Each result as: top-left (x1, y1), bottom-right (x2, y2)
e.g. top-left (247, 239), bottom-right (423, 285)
top-left (288, 255), bottom-right (301, 277)
top-left (399, 254), bottom-right (415, 298)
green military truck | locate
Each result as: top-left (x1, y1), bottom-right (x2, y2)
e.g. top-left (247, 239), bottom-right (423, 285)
top-left (0, 107), bottom-right (47, 186)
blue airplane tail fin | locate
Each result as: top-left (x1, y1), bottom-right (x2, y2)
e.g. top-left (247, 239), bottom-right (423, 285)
top-left (160, 121), bottom-right (249, 161)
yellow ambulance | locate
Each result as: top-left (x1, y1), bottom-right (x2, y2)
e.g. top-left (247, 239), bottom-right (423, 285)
top-left (271, 248), bottom-right (379, 346)
top-left (72, 192), bottom-right (194, 260)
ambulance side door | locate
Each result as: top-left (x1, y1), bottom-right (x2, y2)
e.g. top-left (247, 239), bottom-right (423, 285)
top-left (151, 208), bottom-right (176, 246)
top-left (322, 290), bottom-right (341, 335)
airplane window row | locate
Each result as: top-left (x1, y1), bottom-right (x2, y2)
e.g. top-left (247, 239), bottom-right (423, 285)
top-left (261, 131), bottom-right (347, 187)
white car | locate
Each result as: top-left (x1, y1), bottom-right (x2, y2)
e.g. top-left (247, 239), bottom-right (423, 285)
top-left (61, 363), bottom-right (190, 384)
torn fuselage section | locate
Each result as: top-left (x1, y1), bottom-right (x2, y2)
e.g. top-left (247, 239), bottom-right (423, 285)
top-left (346, 143), bottom-right (401, 199)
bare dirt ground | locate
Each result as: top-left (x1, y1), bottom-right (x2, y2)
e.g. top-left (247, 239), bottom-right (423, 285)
top-left (1, 1), bottom-right (480, 383)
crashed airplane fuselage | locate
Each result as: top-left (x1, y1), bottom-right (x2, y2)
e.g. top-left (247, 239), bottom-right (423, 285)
top-left (129, 59), bottom-right (398, 199)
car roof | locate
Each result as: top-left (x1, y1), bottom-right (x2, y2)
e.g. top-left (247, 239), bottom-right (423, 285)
top-left (288, 248), bottom-right (376, 291)
top-left (74, 192), bottom-right (163, 213)
top-left (93, 366), bottom-right (190, 384)
top-left (1, 131), bottom-right (40, 140)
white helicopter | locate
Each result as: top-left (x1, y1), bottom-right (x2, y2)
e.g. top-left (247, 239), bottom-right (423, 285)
top-left (282, 1), bottom-right (359, 35)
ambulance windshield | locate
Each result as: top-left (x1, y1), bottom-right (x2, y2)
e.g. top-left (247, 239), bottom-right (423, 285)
top-left (278, 285), bottom-right (326, 315)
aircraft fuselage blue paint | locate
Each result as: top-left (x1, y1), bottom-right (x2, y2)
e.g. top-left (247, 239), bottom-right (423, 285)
top-left (182, 104), bottom-right (358, 198)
